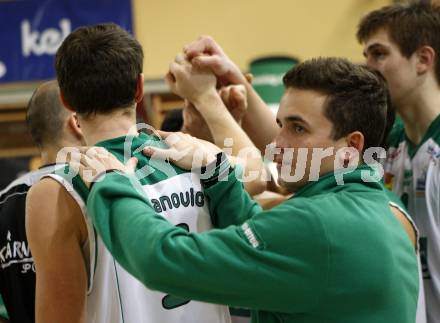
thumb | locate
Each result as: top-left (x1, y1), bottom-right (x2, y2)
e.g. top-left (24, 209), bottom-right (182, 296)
top-left (192, 55), bottom-right (227, 75)
top-left (125, 157), bottom-right (138, 175)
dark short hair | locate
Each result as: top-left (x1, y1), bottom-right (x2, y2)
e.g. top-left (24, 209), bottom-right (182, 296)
top-left (26, 81), bottom-right (69, 148)
top-left (282, 57), bottom-right (388, 151)
top-left (55, 23), bottom-right (143, 115)
top-left (357, 2), bottom-right (440, 84)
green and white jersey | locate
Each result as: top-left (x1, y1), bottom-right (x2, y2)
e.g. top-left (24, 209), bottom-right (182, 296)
top-left (384, 115), bottom-right (440, 323)
top-left (47, 133), bottom-right (231, 323)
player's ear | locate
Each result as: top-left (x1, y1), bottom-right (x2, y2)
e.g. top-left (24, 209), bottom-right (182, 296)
top-left (67, 113), bottom-right (84, 142)
top-left (415, 45), bottom-right (435, 76)
top-left (345, 131), bottom-right (364, 154)
top-left (135, 73), bottom-right (144, 103)
top-left (334, 131), bottom-right (364, 168)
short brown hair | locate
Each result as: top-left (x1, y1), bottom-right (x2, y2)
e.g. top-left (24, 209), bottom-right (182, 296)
top-left (55, 23), bottom-right (143, 115)
top-left (357, 2), bottom-right (440, 83)
top-left (26, 81), bottom-right (69, 148)
top-left (283, 57), bottom-right (388, 151)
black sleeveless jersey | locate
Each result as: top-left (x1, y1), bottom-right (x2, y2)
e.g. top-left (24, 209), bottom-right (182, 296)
top-left (0, 165), bottom-right (60, 323)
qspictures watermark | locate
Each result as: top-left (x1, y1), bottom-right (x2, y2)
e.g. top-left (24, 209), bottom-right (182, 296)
top-left (55, 124), bottom-right (387, 189)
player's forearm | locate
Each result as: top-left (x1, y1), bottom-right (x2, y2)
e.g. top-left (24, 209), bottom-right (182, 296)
top-left (193, 90), bottom-right (256, 155)
top-left (241, 82), bottom-right (279, 153)
top-left (193, 91), bottom-right (267, 194)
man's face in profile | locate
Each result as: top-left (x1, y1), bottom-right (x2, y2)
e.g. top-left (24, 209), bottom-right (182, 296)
top-left (274, 88), bottom-right (347, 192)
top-left (362, 28), bottom-right (417, 108)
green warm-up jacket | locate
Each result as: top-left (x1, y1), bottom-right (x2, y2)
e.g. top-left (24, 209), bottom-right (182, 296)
top-left (86, 158), bottom-right (419, 323)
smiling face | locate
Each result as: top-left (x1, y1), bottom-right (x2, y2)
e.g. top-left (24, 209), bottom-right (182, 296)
top-left (274, 88), bottom-right (347, 192)
top-left (362, 28), bottom-right (419, 110)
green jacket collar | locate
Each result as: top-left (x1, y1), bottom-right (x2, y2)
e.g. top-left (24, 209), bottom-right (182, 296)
top-left (294, 164), bottom-right (383, 199)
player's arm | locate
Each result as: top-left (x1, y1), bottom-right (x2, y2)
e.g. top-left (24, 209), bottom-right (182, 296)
top-left (26, 178), bottom-right (88, 323)
top-left (241, 81), bottom-right (279, 152)
top-left (182, 86), bottom-right (266, 196)
top-left (184, 36), bottom-right (279, 152)
top-left (168, 55), bottom-right (267, 197)
top-left (86, 171), bottom-right (325, 313)
top-left (191, 90), bottom-right (267, 196)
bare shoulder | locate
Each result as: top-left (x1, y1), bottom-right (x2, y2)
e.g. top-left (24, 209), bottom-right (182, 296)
top-left (26, 177), bottom-right (87, 244)
top-left (27, 176), bottom-right (65, 204)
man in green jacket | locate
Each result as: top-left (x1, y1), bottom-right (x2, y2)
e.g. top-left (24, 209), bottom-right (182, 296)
top-left (76, 57), bottom-right (419, 323)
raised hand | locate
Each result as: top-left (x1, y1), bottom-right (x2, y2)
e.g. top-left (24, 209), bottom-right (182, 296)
top-left (182, 84), bottom-right (247, 142)
top-left (165, 53), bottom-right (217, 104)
top-left (184, 35), bottom-right (247, 86)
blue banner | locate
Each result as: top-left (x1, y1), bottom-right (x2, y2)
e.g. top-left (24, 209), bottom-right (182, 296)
top-left (0, 0), bottom-right (133, 83)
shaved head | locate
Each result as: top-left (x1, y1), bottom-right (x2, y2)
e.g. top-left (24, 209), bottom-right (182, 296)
top-left (26, 80), bottom-right (70, 148)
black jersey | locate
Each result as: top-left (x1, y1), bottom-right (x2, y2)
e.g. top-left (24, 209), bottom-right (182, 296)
top-left (0, 164), bottom-right (60, 323)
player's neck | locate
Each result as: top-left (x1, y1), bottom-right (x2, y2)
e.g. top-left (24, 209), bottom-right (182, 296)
top-left (396, 80), bottom-right (440, 145)
top-left (78, 108), bottom-right (138, 146)
top-left (40, 140), bottom-right (79, 166)
top-left (40, 149), bottom-right (59, 166)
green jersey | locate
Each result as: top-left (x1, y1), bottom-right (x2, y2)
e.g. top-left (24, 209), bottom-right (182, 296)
top-left (86, 159), bottom-right (419, 323)
top-left (384, 115), bottom-right (440, 323)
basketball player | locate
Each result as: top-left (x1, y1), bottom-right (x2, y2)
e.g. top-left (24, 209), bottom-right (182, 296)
top-left (357, 3), bottom-right (440, 322)
top-left (182, 35), bottom-right (428, 322)
top-left (26, 23), bottom-right (261, 323)
top-left (0, 81), bottom-right (84, 323)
